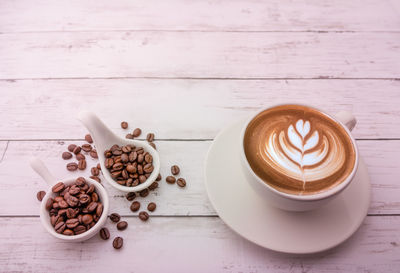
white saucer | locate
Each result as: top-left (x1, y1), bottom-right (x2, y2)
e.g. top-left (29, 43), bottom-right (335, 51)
top-left (204, 120), bottom-right (371, 254)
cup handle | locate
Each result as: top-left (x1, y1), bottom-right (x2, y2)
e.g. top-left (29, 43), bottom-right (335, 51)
top-left (29, 157), bottom-right (57, 186)
top-left (334, 111), bottom-right (357, 131)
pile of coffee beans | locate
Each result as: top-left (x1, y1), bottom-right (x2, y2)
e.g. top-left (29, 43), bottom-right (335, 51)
top-left (45, 177), bottom-right (103, 236)
top-left (103, 144), bottom-right (154, 187)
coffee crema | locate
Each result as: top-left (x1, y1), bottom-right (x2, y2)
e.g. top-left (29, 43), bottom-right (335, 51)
top-left (244, 105), bottom-right (356, 195)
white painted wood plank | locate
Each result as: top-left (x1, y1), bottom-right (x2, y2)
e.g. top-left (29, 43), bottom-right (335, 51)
top-left (1, 32), bottom-right (399, 79)
top-left (1, 0), bottom-right (400, 32)
top-left (0, 140), bottom-right (399, 216)
top-left (0, 216), bottom-right (399, 273)
top-left (0, 79), bottom-right (399, 139)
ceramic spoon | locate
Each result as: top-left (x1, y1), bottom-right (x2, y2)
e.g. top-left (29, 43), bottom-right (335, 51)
top-left (78, 111), bottom-right (160, 192)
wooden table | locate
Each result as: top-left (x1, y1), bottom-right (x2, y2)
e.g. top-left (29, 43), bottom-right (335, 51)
top-left (1, 0), bottom-right (399, 272)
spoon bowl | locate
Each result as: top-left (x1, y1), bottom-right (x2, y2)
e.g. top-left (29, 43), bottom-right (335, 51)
top-left (30, 157), bottom-right (109, 242)
top-left (78, 111), bottom-right (160, 192)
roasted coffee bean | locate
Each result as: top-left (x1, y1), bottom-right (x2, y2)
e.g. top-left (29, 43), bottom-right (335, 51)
top-left (149, 142), bottom-right (156, 149)
top-left (156, 174), bottom-right (162, 181)
top-left (85, 134), bottom-right (93, 143)
top-left (113, 237), bottom-right (123, 249)
top-left (139, 175), bottom-right (146, 184)
top-left (62, 151), bottom-right (73, 160)
top-left (91, 192), bottom-right (99, 202)
top-left (171, 165), bottom-right (180, 175)
top-left (75, 177), bottom-right (86, 186)
top-left (79, 194), bottom-right (90, 205)
top-left (110, 213), bottom-right (120, 223)
top-left (76, 153), bottom-right (85, 161)
top-left (104, 149), bottom-right (112, 158)
top-left (58, 200), bottom-right (69, 209)
top-left (121, 153), bottom-right (129, 163)
top-left (140, 188), bottom-right (149, 197)
top-left (55, 222), bottom-right (66, 234)
top-left (52, 182), bottom-right (65, 193)
top-left (177, 178), bottom-right (186, 188)
top-left (146, 133), bottom-right (155, 142)
top-left (126, 178), bottom-right (133, 187)
top-left (66, 218), bottom-right (80, 229)
top-left (112, 162), bottom-right (124, 171)
top-left (117, 221), bottom-right (128, 231)
top-left (166, 176), bottom-right (176, 184)
top-left (144, 154), bottom-right (153, 163)
top-left (137, 154), bottom-right (144, 163)
top-left (126, 192), bottom-right (136, 201)
top-left (54, 196), bottom-right (64, 202)
top-left (90, 176), bottom-right (101, 183)
top-left (82, 144), bottom-right (92, 152)
top-left (147, 202), bottom-right (156, 212)
top-left (58, 208), bottom-right (67, 217)
top-left (112, 149), bottom-right (122, 156)
top-left (99, 228), bottom-right (110, 240)
top-left (97, 163), bottom-right (101, 170)
top-left (90, 149), bottom-right (98, 159)
top-left (63, 229), bottom-right (74, 236)
top-left (143, 163), bottom-right (154, 173)
top-left (36, 190), bottom-right (46, 201)
top-left (137, 165), bottom-right (144, 175)
top-left (67, 162), bottom-right (78, 171)
top-left (78, 159), bottom-right (87, 170)
top-left (69, 185), bottom-right (80, 195)
top-left (132, 179), bottom-right (139, 186)
top-left (66, 208), bottom-right (77, 219)
top-left (96, 203), bottom-right (103, 217)
top-left (129, 151), bottom-right (137, 162)
top-left (50, 215), bottom-right (59, 226)
top-left (121, 121), bottom-right (128, 129)
top-left (126, 133), bottom-right (133, 139)
top-left (82, 214), bottom-right (93, 225)
top-left (72, 146), bottom-right (81, 154)
top-left (66, 195), bottom-right (79, 207)
top-left (126, 164), bottom-right (136, 174)
top-left (74, 225), bottom-right (87, 235)
top-left (105, 158), bottom-right (114, 169)
top-left (90, 167), bottom-right (99, 177)
top-left (149, 182), bottom-right (158, 191)
top-left (45, 198), bottom-right (54, 210)
top-left (122, 145), bottom-right (132, 153)
top-left (86, 184), bottom-right (95, 194)
top-left (130, 201), bottom-right (140, 212)
top-left (138, 211), bottom-right (149, 221)
top-left (68, 144), bottom-right (77, 152)
top-left (87, 202), bottom-right (98, 213)
top-left (132, 128), bottom-right (141, 137)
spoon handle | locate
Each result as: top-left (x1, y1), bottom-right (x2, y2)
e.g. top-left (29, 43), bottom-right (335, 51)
top-left (29, 157), bottom-right (57, 186)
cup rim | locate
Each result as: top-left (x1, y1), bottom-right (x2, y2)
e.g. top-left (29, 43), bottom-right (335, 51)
top-left (240, 103), bottom-right (359, 201)
top-left (40, 177), bottom-right (110, 241)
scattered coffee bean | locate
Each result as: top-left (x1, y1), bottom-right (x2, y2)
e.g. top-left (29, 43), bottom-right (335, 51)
top-left (138, 211), bottom-right (149, 221)
top-left (126, 192), bottom-right (136, 201)
top-left (156, 174), bottom-right (162, 181)
top-left (52, 182), bottom-right (65, 193)
top-left (171, 165), bottom-right (180, 175)
top-left (113, 237), bottom-right (123, 249)
top-left (36, 190), bottom-right (46, 201)
top-left (62, 152), bottom-right (72, 160)
top-left (148, 182), bottom-right (158, 191)
top-left (90, 176), bottom-right (101, 183)
top-left (82, 144), bottom-right (92, 152)
top-left (99, 227), bottom-right (110, 240)
top-left (68, 144), bottom-right (77, 152)
top-left (126, 134), bottom-right (133, 139)
top-left (166, 176), bottom-right (176, 184)
top-left (90, 149), bottom-right (98, 159)
top-left (132, 128), bottom-right (141, 137)
top-left (117, 221), bottom-right (128, 230)
top-left (147, 202), bottom-right (156, 212)
top-left (140, 188), bottom-right (149, 197)
top-left (146, 133), bottom-right (155, 142)
top-left (121, 121), bottom-right (128, 129)
top-left (130, 201), bottom-right (140, 212)
top-left (64, 167), bottom-right (75, 177)
top-left (91, 167), bottom-right (100, 176)
top-left (72, 146), bottom-right (81, 155)
top-left (76, 153), bottom-right (85, 161)
top-left (85, 134), bottom-right (93, 144)
top-left (149, 142), bottom-right (156, 150)
top-left (97, 163), bottom-right (101, 170)
top-left (78, 159), bottom-right (87, 170)
top-left (110, 213), bottom-right (121, 223)
top-left (177, 178), bottom-right (186, 188)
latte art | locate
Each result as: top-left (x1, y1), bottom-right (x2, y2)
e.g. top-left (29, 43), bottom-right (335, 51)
top-left (244, 105), bottom-right (356, 195)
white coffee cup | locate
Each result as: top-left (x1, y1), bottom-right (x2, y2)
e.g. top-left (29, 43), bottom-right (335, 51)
top-left (240, 104), bottom-right (359, 211)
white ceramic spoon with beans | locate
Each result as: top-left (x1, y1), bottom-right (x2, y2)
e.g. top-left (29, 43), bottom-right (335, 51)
top-left (78, 111), bottom-right (160, 192)
top-left (30, 157), bottom-right (109, 242)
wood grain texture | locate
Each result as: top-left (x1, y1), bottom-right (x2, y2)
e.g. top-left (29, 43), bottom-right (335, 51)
top-left (1, 32), bottom-right (399, 79)
top-left (0, 216), bottom-right (399, 273)
top-left (0, 79), bottom-right (399, 139)
top-left (1, 140), bottom-right (399, 216)
top-left (1, 0), bottom-right (400, 32)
